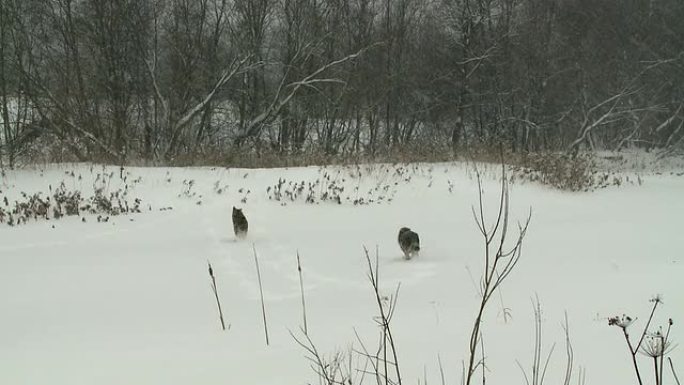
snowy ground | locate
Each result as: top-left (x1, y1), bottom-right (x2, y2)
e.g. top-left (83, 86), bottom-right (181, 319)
top-left (1, 160), bottom-right (683, 385)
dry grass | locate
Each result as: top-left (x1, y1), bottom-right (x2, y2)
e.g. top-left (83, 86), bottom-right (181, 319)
top-left (7, 139), bottom-right (631, 192)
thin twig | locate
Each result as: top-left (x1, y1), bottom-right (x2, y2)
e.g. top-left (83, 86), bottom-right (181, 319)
top-left (515, 360), bottom-right (531, 385)
top-left (532, 298), bottom-right (541, 385)
top-left (669, 357), bottom-right (681, 385)
top-left (290, 329), bottom-right (334, 384)
top-left (481, 331), bottom-right (486, 385)
top-left (578, 367), bottom-right (586, 385)
top-left (540, 344), bottom-right (556, 385)
top-left (562, 312), bottom-right (574, 385)
top-left (622, 326), bottom-right (643, 385)
top-left (661, 321), bottom-right (673, 385)
top-left (354, 328), bottom-right (382, 385)
top-left (363, 246), bottom-right (402, 385)
top-left (438, 354), bottom-right (446, 385)
top-left (253, 244), bottom-right (269, 346)
top-left (621, 299), bottom-right (661, 385)
top-left (637, 300), bottom-right (660, 351)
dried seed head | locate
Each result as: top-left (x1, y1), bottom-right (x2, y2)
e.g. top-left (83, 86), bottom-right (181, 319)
top-left (608, 314), bottom-right (634, 329)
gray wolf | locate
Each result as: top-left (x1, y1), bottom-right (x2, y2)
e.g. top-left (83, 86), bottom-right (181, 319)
top-left (398, 227), bottom-right (420, 259)
top-left (232, 207), bottom-right (248, 239)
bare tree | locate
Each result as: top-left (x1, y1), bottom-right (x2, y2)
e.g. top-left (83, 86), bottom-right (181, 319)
top-left (1, 0), bottom-right (682, 162)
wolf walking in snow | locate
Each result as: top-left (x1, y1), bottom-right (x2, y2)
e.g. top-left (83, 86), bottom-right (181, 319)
top-left (232, 207), bottom-right (248, 239)
top-left (398, 227), bottom-right (420, 259)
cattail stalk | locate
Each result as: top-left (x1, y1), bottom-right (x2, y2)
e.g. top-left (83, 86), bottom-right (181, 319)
top-left (297, 250), bottom-right (308, 335)
top-left (208, 261), bottom-right (226, 331)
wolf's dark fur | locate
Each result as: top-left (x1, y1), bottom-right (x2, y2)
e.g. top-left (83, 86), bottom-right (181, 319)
top-left (232, 207), bottom-right (248, 239)
top-left (398, 227), bottom-right (420, 259)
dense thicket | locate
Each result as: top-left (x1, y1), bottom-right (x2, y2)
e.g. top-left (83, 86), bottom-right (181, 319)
top-left (0, 0), bottom-right (682, 165)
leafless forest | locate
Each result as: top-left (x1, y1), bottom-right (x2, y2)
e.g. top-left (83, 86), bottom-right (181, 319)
top-left (0, 0), bottom-right (682, 166)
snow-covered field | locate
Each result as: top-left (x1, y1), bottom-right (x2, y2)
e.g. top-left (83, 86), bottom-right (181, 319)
top-left (1, 160), bottom-right (682, 385)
